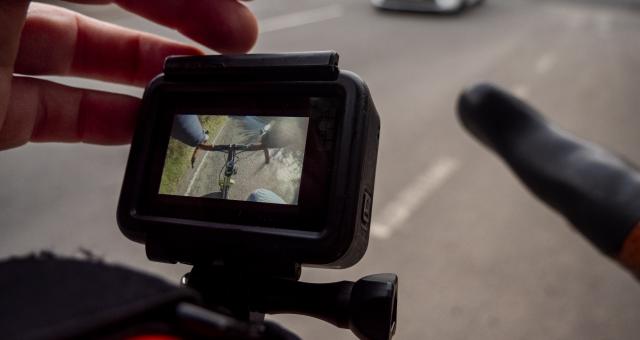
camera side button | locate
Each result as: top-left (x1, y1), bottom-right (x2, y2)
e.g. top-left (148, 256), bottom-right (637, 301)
top-left (362, 190), bottom-right (373, 225)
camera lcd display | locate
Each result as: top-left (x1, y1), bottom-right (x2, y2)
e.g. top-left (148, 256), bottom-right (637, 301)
top-left (159, 114), bottom-right (309, 205)
top-left (135, 93), bottom-right (341, 232)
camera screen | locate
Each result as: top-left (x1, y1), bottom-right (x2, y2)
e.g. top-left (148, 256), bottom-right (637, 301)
top-left (159, 114), bottom-right (309, 205)
top-left (136, 92), bottom-right (341, 232)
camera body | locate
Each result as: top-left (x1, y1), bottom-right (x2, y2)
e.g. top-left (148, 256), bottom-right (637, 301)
top-left (117, 52), bottom-right (380, 268)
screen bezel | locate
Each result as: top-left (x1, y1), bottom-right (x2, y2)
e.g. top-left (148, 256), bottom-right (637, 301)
top-left (129, 82), bottom-right (346, 233)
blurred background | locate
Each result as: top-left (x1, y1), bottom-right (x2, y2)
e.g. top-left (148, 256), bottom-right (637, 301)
top-left (2, 0), bottom-right (640, 338)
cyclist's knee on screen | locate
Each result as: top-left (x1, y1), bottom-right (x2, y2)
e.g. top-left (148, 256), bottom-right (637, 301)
top-left (171, 115), bottom-right (209, 147)
top-left (247, 189), bottom-right (286, 204)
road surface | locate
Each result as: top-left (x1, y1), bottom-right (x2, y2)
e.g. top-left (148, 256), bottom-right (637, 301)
top-left (2, 0), bottom-right (640, 339)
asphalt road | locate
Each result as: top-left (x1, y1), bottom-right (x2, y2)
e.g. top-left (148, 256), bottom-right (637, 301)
top-left (2, 0), bottom-right (640, 339)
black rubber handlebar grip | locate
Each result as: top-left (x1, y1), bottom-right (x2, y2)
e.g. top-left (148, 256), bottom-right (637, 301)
top-left (457, 83), bottom-right (640, 276)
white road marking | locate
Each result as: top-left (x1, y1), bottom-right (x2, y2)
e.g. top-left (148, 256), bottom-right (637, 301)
top-left (185, 123), bottom-right (227, 196)
top-left (259, 5), bottom-right (344, 34)
top-left (512, 84), bottom-right (530, 99)
top-left (186, 151), bottom-right (209, 196)
top-left (534, 52), bottom-right (557, 75)
top-left (371, 158), bottom-right (460, 239)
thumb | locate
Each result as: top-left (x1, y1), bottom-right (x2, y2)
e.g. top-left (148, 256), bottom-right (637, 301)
top-left (0, 0), bottom-right (30, 134)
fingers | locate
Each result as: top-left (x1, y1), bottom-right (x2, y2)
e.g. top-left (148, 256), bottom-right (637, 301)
top-left (0, 0), bottom-right (30, 135)
top-left (458, 83), bottom-right (640, 257)
top-left (15, 3), bottom-right (203, 87)
top-left (0, 76), bottom-right (139, 150)
top-left (113, 0), bottom-right (258, 53)
top-left (15, 0), bottom-right (259, 86)
top-left (456, 83), bottom-right (546, 152)
top-left (4, 0), bottom-right (259, 149)
top-left (62, 0), bottom-right (259, 52)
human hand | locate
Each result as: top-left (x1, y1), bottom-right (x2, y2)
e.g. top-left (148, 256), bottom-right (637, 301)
top-left (0, 0), bottom-right (258, 150)
top-left (457, 83), bottom-right (640, 278)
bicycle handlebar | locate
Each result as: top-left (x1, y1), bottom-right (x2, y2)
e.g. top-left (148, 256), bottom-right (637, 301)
top-left (457, 83), bottom-right (640, 277)
top-left (201, 143), bottom-right (268, 152)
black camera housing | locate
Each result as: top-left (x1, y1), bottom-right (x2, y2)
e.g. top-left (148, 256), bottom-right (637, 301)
top-left (117, 52), bottom-right (380, 268)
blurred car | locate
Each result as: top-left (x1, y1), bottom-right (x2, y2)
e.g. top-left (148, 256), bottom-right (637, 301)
top-left (371, 0), bottom-right (484, 13)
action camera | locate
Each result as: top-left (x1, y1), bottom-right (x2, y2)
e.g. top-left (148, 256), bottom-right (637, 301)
top-left (117, 52), bottom-right (380, 268)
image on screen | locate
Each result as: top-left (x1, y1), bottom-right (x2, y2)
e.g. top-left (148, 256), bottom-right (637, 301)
top-left (159, 114), bottom-right (309, 205)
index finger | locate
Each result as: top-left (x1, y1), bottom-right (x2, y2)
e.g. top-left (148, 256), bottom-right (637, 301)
top-left (110, 0), bottom-right (258, 53)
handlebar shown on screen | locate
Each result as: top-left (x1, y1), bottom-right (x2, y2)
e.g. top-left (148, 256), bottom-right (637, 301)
top-left (191, 143), bottom-right (273, 168)
top-left (457, 83), bottom-right (640, 277)
top-left (207, 143), bottom-right (268, 152)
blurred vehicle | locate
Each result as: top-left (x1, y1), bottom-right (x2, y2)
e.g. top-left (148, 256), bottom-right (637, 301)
top-left (371, 0), bottom-right (484, 13)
